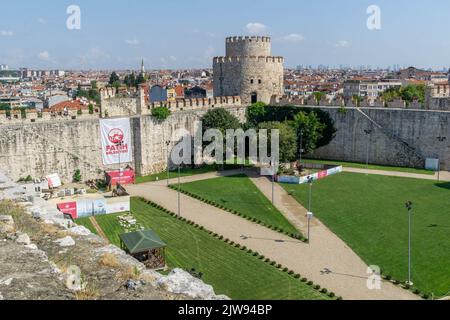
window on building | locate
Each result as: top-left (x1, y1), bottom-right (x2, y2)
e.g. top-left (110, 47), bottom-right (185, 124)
top-left (250, 79), bottom-right (254, 84)
top-left (258, 79), bottom-right (262, 84)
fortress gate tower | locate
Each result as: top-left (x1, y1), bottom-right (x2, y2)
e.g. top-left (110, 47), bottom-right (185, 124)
top-left (213, 36), bottom-right (284, 105)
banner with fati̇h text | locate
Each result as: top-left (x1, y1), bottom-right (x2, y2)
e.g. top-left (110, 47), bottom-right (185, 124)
top-left (100, 118), bottom-right (133, 166)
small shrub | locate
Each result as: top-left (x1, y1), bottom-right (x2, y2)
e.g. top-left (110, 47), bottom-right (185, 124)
top-left (314, 285), bottom-right (321, 290)
top-left (294, 274), bottom-right (300, 279)
top-left (301, 278), bottom-right (307, 282)
top-left (328, 292), bottom-right (335, 298)
top-left (321, 288), bottom-right (328, 294)
top-left (307, 281), bottom-right (313, 286)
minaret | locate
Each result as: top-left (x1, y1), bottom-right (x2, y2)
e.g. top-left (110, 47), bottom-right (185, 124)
top-left (141, 58), bottom-right (145, 74)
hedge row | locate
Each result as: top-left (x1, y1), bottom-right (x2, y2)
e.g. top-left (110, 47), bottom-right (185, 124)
top-left (168, 185), bottom-right (308, 242)
top-left (380, 272), bottom-right (430, 300)
top-left (136, 197), bottom-right (340, 300)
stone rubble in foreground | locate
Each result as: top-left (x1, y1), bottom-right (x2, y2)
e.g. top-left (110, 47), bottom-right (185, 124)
top-left (0, 171), bottom-right (229, 300)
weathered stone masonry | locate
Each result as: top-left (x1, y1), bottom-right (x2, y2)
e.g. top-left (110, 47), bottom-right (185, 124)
top-left (308, 106), bottom-right (450, 170)
top-left (0, 107), bottom-right (247, 182)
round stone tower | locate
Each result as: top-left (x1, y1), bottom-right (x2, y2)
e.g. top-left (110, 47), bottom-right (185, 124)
top-left (213, 36), bottom-right (284, 105)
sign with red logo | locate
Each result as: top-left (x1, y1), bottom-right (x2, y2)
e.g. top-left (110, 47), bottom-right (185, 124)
top-left (105, 169), bottom-right (135, 186)
top-left (100, 118), bottom-right (133, 165)
top-left (57, 202), bottom-right (77, 219)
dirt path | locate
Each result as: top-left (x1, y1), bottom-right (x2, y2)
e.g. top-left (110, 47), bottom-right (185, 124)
top-left (89, 216), bottom-right (109, 242)
top-left (126, 175), bottom-right (418, 300)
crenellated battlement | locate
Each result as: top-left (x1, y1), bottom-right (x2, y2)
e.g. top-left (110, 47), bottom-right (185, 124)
top-left (226, 36), bottom-right (271, 43)
top-left (0, 108), bottom-right (100, 125)
top-left (213, 56), bottom-right (284, 64)
top-left (145, 96), bottom-right (242, 114)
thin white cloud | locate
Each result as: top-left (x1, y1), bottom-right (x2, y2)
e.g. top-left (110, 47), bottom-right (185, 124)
top-left (281, 33), bottom-right (305, 43)
top-left (245, 22), bottom-right (268, 34)
top-left (335, 40), bottom-right (349, 48)
top-left (125, 39), bottom-right (140, 45)
top-left (38, 51), bottom-right (50, 61)
top-left (0, 30), bottom-right (14, 37)
top-left (169, 56), bottom-right (177, 62)
top-left (38, 18), bottom-right (47, 24)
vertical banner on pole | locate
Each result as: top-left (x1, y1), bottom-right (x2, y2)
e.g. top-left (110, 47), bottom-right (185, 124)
top-left (100, 118), bottom-right (133, 165)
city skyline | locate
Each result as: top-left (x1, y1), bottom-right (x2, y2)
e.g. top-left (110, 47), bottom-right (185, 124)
top-left (1, 0), bottom-right (450, 70)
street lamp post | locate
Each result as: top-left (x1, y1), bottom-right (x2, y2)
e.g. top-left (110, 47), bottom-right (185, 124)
top-left (307, 176), bottom-right (314, 243)
top-left (436, 136), bottom-right (446, 182)
top-left (364, 129), bottom-right (372, 171)
top-left (299, 130), bottom-right (303, 168)
top-left (405, 201), bottom-right (413, 286)
top-left (177, 165), bottom-right (181, 216)
top-left (166, 140), bottom-right (171, 186)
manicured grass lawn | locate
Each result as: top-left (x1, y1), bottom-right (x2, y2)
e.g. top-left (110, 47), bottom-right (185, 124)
top-left (94, 198), bottom-right (329, 300)
top-left (178, 174), bottom-right (299, 235)
top-left (303, 158), bottom-right (434, 175)
top-left (136, 161), bottom-right (253, 184)
top-left (75, 217), bottom-right (97, 234)
top-left (281, 172), bottom-right (450, 296)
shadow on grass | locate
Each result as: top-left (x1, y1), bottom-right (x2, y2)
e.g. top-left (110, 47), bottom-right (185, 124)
top-left (434, 182), bottom-right (450, 190)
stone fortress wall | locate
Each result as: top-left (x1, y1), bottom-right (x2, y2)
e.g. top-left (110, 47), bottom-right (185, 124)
top-left (0, 100), bottom-right (246, 182)
top-left (213, 36), bottom-right (284, 105)
top-left (304, 106), bottom-right (450, 170)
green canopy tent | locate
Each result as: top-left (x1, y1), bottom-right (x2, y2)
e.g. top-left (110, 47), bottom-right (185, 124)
top-left (119, 230), bottom-right (167, 269)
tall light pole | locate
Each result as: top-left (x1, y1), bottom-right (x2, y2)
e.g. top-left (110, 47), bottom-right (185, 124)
top-left (166, 140), bottom-right (171, 185)
top-left (178, 165), bottom-right (181, 216)
top-left (405, 201), bottom-right (413, 286)
top-left (299, 130), bottom-right (303, 168)
top-left (436, 136), bottom-right (446, 182)
top-left (364, 129), bottom-right (372, 171)
top-left (307, 176), bottom-right (314, 243)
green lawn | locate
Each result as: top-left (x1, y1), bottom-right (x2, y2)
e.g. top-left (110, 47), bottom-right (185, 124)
top-left (303, 158), bottom-right (434, 175)
top-left (75, 217), bottom-right (97, 234)
top-left (94, 198), bottom-right (329, 300)
top-left (178, 174), bottom-right (299, 235)
top-left (136, 161), bottom-right (253, 184)
top-left (281, 172), bottom-right (450, 296)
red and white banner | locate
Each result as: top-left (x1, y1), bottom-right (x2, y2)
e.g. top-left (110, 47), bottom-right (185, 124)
top-left (105, 169), bottom-right (135, 186)
top-left (100, 118), bottom-right (133, 165)
top-left (57, 202), bottom-right (77, 219)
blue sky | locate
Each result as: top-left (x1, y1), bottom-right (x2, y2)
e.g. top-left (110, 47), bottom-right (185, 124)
top-left (1, 0), bottom-right (450, 70)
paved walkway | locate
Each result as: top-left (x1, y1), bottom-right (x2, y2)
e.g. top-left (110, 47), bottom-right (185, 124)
top-left (343, 167), bottom-right (450, 181)
top-left (126, 171), bottom-right (418, 300)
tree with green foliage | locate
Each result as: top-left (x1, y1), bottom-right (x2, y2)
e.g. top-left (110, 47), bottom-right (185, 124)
top-left (352, 94), bottom-right (362, 107)
top-left (73, 169), bottom-right (82, 183)
top-left (136, 73), bottom-right (146, 86)
top-left (124, 72), bottom-right (137, 87)
top-left (201, 108), bottom-right (241, 134)
top-left (245, 105), bottom-right (336, 151)
top-left (293, 111), bottom-right (326, 155)
top-left (246, 102), bottom-right (268, 127)
top-left (151, 106), bottom-right (171, 121)
top-left (257, 121), bottom-right (298, 163)
top-left (88, 104), bottom-right (94, 114)
top-left (0, 103), bottom-right (11, 111)
top-left (109, 72), bottom-right (120, 86)
top-left (20, 107), bottom-right (27, 119)
top-left (313, 92), bottom-right (325, 105)
top-left (382, 85), bottom-right (425, 104)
